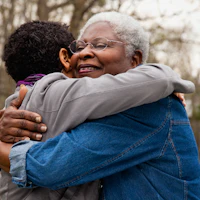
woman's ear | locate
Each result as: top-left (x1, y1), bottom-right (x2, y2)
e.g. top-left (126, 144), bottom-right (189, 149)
top-left (131, 50), bottom-right (143, 68)
top-left (59, 48), bottom-right (74, 78)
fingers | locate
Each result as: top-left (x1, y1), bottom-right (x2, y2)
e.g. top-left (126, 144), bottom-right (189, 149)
top-left (10, 85), bottom-right (28, 109)
top-left (178, 93), bottom-right (184, 101)
top-left (0, 135), bottom-right (25, 143)
top-left (182, 99), bottom-right (186, 107)
top-left (0, 117), bottom-right (46, 142)
top-left (174, 93), bottom-right (186, 107)
top-left (0, 85), bottom-right (47, 143)
top-left (9, 120), bottom-right (46, 135)
top-left (0, 126), bottom-right (44, 143)
top-left (0, 131), bottom-right (40, 143)
top-left (0, 106), bottom-right (47, 143)
top-left (19, 84), bottom-right (28, 101)
top-left (3, 106), bottom-right (42, 123)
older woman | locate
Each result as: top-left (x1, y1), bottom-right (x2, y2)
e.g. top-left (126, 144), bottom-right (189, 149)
top-left (1, 12), bottom-right (199, 200)
top-left (0, 13), bottom-right (190, 200)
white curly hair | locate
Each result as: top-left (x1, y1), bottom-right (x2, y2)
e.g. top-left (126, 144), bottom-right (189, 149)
top-left (78, 11), bottom-right (149, 63)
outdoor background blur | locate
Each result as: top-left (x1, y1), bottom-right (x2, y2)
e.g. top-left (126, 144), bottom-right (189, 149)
top-left (0, 0), bottom-right (199, 155)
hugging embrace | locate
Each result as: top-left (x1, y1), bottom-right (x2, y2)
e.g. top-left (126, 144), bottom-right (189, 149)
top-left (0, 11), bottom-right (199, 200)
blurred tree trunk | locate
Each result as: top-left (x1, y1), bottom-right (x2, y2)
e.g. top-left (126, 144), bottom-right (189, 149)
top-left (0, 0), bottom-right (16, 109)
top-left (69, 0), bottom-right (99, 37)
top-left (37, 0), bottom-right (50, 20)
top-left (36, 0), bottom-right (104, 37)
top-left (0, 67), bottom-right (15, 108)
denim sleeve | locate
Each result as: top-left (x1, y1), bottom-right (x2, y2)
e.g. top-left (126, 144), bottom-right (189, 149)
top-left (9, 140), bottom-right (39, 188)
top-left (10, 115), bottom-right (167, 190)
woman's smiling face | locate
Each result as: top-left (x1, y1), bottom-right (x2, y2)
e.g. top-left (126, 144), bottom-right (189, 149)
top-left (71, 22), bottom-right (136, 78)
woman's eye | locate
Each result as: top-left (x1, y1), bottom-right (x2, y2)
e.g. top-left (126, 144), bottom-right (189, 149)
top-left (76, 46), bottom-right (85, 51)
top-left (94, 43), bottom-right (106, 49)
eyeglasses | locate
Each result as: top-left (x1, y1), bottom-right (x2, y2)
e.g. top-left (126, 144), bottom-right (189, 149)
top-left (69, 37), bottom-right (125, 54)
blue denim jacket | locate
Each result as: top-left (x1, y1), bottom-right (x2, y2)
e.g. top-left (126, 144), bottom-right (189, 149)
top-left (10, 95), bottom-right (200, 200)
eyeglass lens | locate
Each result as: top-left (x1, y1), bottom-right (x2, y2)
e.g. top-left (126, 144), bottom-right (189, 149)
top-left (70, 37), bottom-right (108, 53)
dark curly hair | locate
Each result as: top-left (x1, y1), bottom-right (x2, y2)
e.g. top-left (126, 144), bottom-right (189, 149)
top-left (3, 21), bottom-right (74, 82)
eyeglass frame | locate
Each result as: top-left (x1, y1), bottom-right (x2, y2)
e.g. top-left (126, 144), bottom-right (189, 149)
top-left (68, 37), bottom-right (126, 54)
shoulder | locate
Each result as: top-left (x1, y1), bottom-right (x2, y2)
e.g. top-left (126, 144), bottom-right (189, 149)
top-left (35, 72), bottom-right (69, 86)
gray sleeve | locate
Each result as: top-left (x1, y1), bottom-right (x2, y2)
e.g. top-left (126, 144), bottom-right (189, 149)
top-left (26, 63), bottom-right (195, 130)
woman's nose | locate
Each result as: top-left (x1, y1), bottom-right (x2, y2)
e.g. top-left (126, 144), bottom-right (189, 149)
top-left (78, 45), bottom-right (95, 60)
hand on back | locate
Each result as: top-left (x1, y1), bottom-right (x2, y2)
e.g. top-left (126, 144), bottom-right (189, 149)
top-left (0, 85), bottom-right (46, 143)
